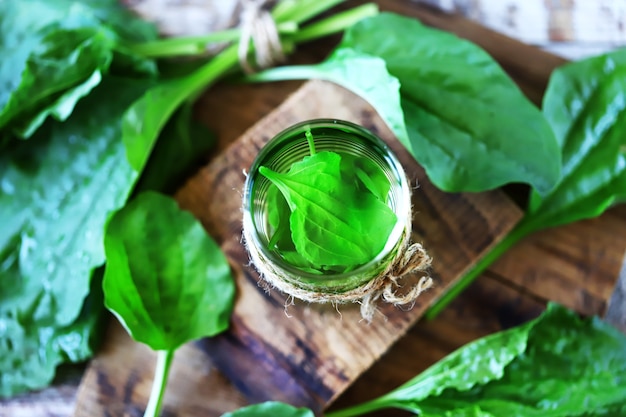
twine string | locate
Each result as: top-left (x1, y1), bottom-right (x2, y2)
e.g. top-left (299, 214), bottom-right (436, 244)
top-left (238, 0), bottom-right (285, 74)
top-left (243, 210), bottom-right (434, 322)
top-left (360, 242), bottom-right (433, 321)
top-left (383, 242), bottom-right (433, 304)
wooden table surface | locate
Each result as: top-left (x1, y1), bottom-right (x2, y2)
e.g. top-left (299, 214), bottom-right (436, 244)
top-left (2, 1), bottom-right (626, 416)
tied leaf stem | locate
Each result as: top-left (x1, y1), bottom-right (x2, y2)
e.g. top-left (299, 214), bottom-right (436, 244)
top-left (143, 349), bottom-right (174, 417)
top-left (425, 219), bottom-right (535, 319)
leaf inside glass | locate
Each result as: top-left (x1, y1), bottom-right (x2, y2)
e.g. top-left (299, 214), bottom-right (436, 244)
top-left (260, 140), bottom-right (397, 273)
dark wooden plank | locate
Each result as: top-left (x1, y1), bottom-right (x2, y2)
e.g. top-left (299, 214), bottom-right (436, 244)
top-left (173, 79), bottom-right (523, 413)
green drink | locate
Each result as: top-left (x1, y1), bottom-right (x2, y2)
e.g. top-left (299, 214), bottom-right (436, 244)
top-left (243, 119), bottom-right (411, 295)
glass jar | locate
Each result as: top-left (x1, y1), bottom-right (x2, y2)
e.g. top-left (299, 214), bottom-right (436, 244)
top-left (242, 119), bottom-right (412, 297)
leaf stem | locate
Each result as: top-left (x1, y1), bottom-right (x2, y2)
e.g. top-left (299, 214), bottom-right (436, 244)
top-left (424, 218), bottom-right (535, 320)
top-left (181, 3), bottom-right (376, 100)
top-left (288, 3), bottom-right (378, 43)
top-left (326, 397), bottom-right (391, 417)
top-left (305, 128), bottom-right (316, 155)
top-left (143, 349), bottom-right (175, 417)
top-left (184, 43), bottom-right (240, 104)
top-left (245, 64), bottom-right (320, 83)
top-left (124, 2), bottom-right (376, 59)
top-left (177, 3), bottom-right (376, 94)
top-left (123, 2), bottom-right (379, 178)
top-left (126, 22), bottom-right (298, 58)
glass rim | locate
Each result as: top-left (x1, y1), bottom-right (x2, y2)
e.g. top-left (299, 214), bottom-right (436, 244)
top-left (242, 118), bottom-right (412, 288)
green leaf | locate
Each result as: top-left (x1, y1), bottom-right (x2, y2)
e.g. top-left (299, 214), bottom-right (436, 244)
top-left (0, 277), bottom-right (104, 398)
top-left (0, 1), bottom-right (74, 134)
top-left (134, 102), bottom-right (215, 194)
top-left (342, 153), bottom-right (391, 202)
top-left (266, 186), bottom-right (322, 274)
top-left (0, 77), bottom-right (148, 396)
top-left (330, 304), bottom-right (626, 417)
top-left (17, 69), bottom-right (104, 139)
top-left (417, 306), bottom-right (626, 416)
top-left (253, 13), bottom-right (562, 194)
top-left (0, 0), bottom-right (157, 140)
top-left (103, 192), bottom-right (235, 351)
top-left (342, 13), bottom-right (561, 194)
top-left (120, 4), bottom-right (374, 174)
top-left (426, 49), bottom-right (626, 319)
top-left (522, 48), bottom-right (626, 232)
top-left (381, 322), bottom-right (532, 406)
top-left (259, 151), bottom-right (397, 268)
top-left (222, 401), bottom-right (315, 417)
top-left (122, 78), bottom-right (198, 172)
top-left (247, 47), bottom-right (408, 147)
top-left (3, 27), bottom-right (115, 137)
top-left (267, 185), bottom-right (294, 251)
top-left (122, 45), bottom-right (238, 172)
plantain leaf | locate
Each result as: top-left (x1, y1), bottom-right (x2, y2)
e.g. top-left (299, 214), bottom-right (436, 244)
top-left (0, 77), bottom-right (148, 397)
top-left (134, 102), bottom-right (215, 194)
top-left (267, 185), bottom-right (294, 251)
top-left (103, 192), bottom-right (235, 351)
top-left (331, 304), bottom-right (626, 416)
top-left (0, 0), bottom-right (157, 142)
top-left (342, 13), bottom-right (561, 194)
top-left (521, 48), bottom-right (626, 233)
top-left (426, 49), bottom-right (626, 318)
top-left (259, 151), bottom-right (397, 269)
top-left (246, 47), bottom-right (408, 147)
top-left (121, 46), bottom-right (237, 173)
top-left (250, 13), bottom-right (561, 195)
top-left (342, 153), bottom-right (391, 202)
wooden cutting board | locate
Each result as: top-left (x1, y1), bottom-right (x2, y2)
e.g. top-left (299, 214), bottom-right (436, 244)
top-left (72, 3), bottom-right (622, 417)
top-left (176, 79), bottom-right (523, 412)
top-left (74, 77), bottom-right (522, 416)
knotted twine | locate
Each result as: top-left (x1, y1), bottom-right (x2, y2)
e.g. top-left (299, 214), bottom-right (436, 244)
top-left (238, 0), bottom-right (285, 74)
top-left (242, 199), bottom-right (434, 322)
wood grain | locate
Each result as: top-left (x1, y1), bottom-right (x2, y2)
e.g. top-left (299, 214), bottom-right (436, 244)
top-left (490, 206), bottom-right (626, 317)
top-left (73, 320), bottom-right (248, 417)
top-left (172, 79), bottom-right (523, 414)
